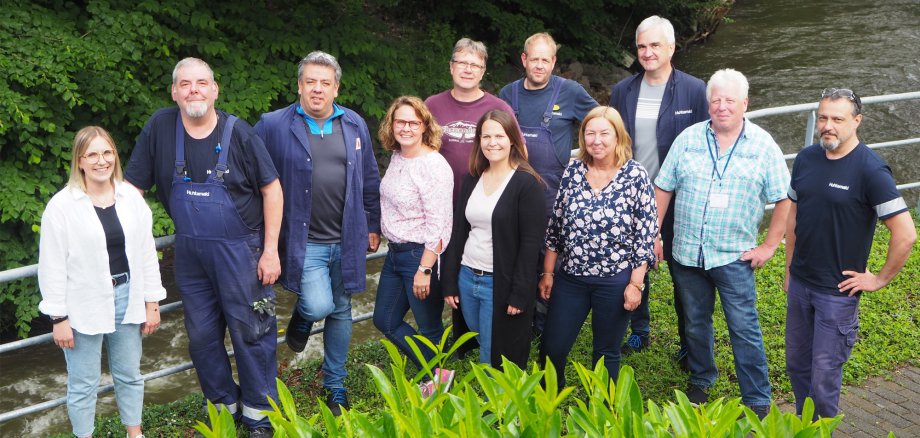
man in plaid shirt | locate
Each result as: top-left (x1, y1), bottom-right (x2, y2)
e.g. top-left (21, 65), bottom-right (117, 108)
top-left (654, 68), bottom-right (791, 418)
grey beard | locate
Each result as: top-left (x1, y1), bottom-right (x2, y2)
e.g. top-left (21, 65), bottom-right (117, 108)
top-left (185, 103), bottom-right (209, 118)
top-left (820, 138), bottom-right (840, 151)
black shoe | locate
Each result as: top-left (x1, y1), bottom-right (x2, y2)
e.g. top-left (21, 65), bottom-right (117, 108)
top-left (620, 334), bottom-right (650, 356)
top-left (326, 387), bottom-right (350, 417)
top-left (686, 383), bottom-right (709, 406)
top-left (285, 311), bottom-right (311, 353)
top-left (674, 347), bottom-right (690, 373)
top-left (248, 426), bottom-right (273, 438)
top-left (748, 404), bottom-right (770, 420)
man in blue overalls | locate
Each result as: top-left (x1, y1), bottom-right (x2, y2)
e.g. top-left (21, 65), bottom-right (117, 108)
top-left (254, 51), bottom-right (381, 417)
top-left (125, 58), bottom-right (283, 438)
top-left (499, 32), bottom-right (597, 335)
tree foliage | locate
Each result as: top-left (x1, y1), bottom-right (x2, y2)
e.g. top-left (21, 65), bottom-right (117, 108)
top-left (0, 0), bottom-right (730, 337)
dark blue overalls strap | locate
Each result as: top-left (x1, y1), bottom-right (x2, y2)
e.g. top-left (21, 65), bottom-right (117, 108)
top-left (510, 79), bottom-right (523, 119)
top-left (213, 115), bottom-right (237, 182)
top-left (173, 112), bottom-right (238, 181)
top-left (511, 77), bottom-right (563, 128)
top-left (174, 111), bottom-right (187, 176)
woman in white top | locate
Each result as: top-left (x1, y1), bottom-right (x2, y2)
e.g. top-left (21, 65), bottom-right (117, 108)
top-left (441, 110), bottom-right (545, 369)
top-left (372, 96), bottom-right (455, 394)
top-left (38, 126), bottom-right (166, 438)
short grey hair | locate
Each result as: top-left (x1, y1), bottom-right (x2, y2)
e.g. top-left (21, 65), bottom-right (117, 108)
top-left (707, 68), bottom-right (749, 101)
top-left (452, 38), bottom-right (488, 64)
top-left (298, 51), bottom-right (342, 83)
top-left (636, 15), bottom-right (675, 45)
top-left (172, 57), bottom-right (214, 84)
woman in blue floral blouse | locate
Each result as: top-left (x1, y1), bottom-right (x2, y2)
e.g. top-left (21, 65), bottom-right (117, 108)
top-left (538, 106), bottom-right (658, 388)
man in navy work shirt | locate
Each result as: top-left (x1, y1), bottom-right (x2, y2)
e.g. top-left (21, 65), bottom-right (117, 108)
top-left (609, 15), bottom-right (708, 365)
top-left (125, 57), bottom-right (282, 438)
top-left (255, 51), bottom-right (381, 417)
top-left (784, 88), bottom-right (916, 419)
top-left (499, 32), bottom-right (597, 333)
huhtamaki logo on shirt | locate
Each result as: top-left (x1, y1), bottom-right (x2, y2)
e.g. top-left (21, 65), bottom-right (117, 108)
top-left (828, 182), bottom-right (850, 191)
top-left (186, 190), bottom-right (210, 197)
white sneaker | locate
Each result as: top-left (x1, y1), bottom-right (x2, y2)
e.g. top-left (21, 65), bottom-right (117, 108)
top-left (434, 368), bottom-right (455, 393)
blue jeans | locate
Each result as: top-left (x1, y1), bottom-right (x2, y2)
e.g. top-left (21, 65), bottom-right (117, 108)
top-left (671, 259), bottom-right (771, 407)
top-left (294, 242), bottom-right (352, 389)
top-left (372, 243), bottom-right (445, 369)
top-left (63, 282), bottom-right (142, 437)
top-left (624, 265), bottom-right (689, 350)
top-left (458, 265), bottom-right (494, 365)
top-left (785, 276), bottom-right (860, 418)
top-left (540, 270), bottom-right (632, 388)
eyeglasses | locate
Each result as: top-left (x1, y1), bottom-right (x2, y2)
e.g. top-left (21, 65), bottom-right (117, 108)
top-left (821, 88), bottom-right (862, 114)
top-left (82, 149), bottom-right (117, 163)
top-left (394, 119), bottom-right (423, 131)
top-left (451, 60), bottom-right (485, 73)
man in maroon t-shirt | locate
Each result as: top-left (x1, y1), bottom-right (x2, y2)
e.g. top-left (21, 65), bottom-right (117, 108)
top-left (426, 38), bottom-right (516, 201)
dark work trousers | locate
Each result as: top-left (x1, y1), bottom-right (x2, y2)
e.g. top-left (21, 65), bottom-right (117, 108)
top-left (785, 276), bottom-right (860, 419)
top-left (170, 113), bottom-right (277, 428)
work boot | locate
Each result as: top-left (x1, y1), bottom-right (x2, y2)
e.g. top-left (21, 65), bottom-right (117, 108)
top-left (326, 387), bottom-right (350, 417)
top-left (620, 334), bottom-right (650, 356)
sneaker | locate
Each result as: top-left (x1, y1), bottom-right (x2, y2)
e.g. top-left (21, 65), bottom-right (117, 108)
top-left (620, 334), bottom-right (650, 356)
top-left (686, 383), bottom-right (709, 406)
top-left (325, 387), bottom-right (350, 416)
top-left (418, 379), bottom-right (437, 398)
top-left (434, 368), bottom-right (456, 393)
top-left (285, 311), bottom-right (311, 353)
top-left (248, 426), bottom-right (273, 438)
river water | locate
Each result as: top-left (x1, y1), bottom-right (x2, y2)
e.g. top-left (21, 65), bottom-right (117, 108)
top-left (3, 0), bottom-right (919, 435)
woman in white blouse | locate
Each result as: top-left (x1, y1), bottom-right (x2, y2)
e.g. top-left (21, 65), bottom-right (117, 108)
top-left (441, 110), bottom-right (546, 369)
top-left (38, 126), bottom-right (165, 438)
top-left (372, 96), bottom-right (455, 395)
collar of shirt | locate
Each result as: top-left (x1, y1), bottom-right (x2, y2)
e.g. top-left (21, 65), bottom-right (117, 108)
top-left (295, 103), bottom-right (345, 135)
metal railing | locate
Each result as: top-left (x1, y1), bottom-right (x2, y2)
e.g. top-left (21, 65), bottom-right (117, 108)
top-left (2, 91), bottom-right (919, 424)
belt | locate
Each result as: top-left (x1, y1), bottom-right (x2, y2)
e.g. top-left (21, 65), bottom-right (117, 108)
top-left (387, 241), bottom-right (424, 252)
top-left (112, 272), bottom-right (129, 286)
top-left (471, 268), bottom-right (492, 276)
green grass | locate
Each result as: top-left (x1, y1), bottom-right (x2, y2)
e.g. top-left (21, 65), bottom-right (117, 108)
top-left (70, 215), bottom-right (920, 436)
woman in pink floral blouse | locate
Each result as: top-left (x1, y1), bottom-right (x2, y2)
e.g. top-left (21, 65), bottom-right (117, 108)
top-left (372, 96), bottom-right (455, 395)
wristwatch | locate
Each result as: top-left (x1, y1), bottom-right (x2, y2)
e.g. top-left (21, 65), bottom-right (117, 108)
top-left (418, 265), bottom-right (432, 275)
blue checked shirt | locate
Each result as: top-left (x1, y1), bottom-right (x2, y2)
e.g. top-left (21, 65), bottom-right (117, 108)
top-left (655, 119), bottom-right (790, 269)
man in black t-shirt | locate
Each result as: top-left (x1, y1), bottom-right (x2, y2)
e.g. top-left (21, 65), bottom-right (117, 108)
top-left (784, 88), bottom-right (916, 419)
top-left (125, 57), bottom-right (282, 437)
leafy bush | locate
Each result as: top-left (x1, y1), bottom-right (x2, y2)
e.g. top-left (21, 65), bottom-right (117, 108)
top-left (192, 331), bottom-right (842, 437)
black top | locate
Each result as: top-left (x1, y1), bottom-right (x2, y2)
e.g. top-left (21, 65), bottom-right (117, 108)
top-left (94, 205), bottom-right (130, 276)
top-left (125, 108), bottom-right (279, 229)
top-left (789, 143), bottom-right (907, 293)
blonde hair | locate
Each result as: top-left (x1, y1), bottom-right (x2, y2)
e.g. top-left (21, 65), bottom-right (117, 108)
top-left (577, 106), bottom-right (632, 168)
top-left (68, 126), bottom-right (123, 192)
top-left (523, 32), bottom-right (559, 57)
top-left (378, 96), bottom-right (443, 152)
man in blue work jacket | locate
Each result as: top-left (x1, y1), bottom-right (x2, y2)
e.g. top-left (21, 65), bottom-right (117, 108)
top-left (609, 15), bottom-right (709, 368)
top-left (255, 51), bottom-right (381, 417)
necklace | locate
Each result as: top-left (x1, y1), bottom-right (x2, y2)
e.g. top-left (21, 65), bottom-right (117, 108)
top-left (87, 189), bottom-right (115, 208)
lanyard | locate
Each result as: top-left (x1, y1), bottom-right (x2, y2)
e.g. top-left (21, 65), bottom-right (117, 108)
top-left (705, 120), bottom-right (745, 180)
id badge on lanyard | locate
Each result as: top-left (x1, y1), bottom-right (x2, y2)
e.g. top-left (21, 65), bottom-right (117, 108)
top-left (706, 122), bottom-right (744, 210)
